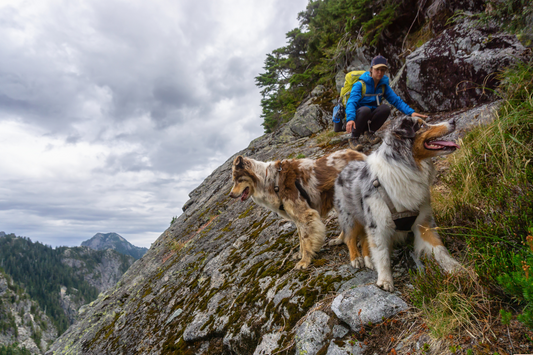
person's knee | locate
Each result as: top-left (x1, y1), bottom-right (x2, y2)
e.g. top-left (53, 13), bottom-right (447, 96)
top-left (357, 106), bottom-right (372, 116)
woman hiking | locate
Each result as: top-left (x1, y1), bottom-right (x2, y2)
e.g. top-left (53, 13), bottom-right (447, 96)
top-left (344, 55), bottom-right (427, 151)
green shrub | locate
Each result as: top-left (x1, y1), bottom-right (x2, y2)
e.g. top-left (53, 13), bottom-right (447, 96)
top-left (497, 229), bottom-right (533, 328)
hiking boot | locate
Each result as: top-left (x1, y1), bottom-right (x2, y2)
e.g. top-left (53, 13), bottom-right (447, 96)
top-left (349, 136), bottom-right (363, 151)
top-left (364, 131), bottom-right (382, 145)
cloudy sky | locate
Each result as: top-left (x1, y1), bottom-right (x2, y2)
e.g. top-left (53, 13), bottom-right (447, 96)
top-left (0, 0), bottom-right (308, 248)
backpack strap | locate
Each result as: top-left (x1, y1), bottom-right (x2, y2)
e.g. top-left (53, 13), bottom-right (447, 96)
top-left (361, 81), bottom-right (386, 106)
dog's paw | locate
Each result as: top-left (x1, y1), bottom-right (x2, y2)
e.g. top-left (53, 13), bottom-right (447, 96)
top-left (364, 256), bottom-right (374, 269)
top-left (376, 279), bottom-right (394, 292)
top-left (351, 257), bottom-right (364, 269)
top-left (291, 251), bottom-right (302, 260)
top-left (294, 261), bottom-right (310, 270)
top-left (328, 238), bottom-right (343, 246)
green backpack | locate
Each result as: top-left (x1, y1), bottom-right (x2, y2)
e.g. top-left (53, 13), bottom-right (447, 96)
top-left (339, 70), bottom-right (385, 107)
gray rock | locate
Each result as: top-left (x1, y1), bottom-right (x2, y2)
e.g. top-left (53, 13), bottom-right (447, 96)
top-left (0, 275), bottom-right (7, 296)
top-left (326, 340), bottom-right (366, 355)
top-left (396, 19), bottom-right (528, 112)
top-left (311, 85), bottom-right (326, 97)
top-left (253, 332), bottom-right (283, 355)
top-left (285, 102), bottom-right (329, 139)
top-left (295, 311), bottom-right (331, 355)
top-left (332, 324), bottom-right (349, 339)
top-left (331, 285), bottom-right (408, 332)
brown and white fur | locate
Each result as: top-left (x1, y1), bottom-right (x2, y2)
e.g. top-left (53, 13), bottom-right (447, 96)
top-left (230, 149), bottom-right (365, 269)
top-left (334, 116), bottom-right (462, 291)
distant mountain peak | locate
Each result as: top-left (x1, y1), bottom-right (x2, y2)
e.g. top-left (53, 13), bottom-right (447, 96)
top-left (81, 233), bottom-right (148, 259)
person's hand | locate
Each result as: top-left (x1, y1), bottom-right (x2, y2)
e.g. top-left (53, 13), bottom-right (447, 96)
top-left (346, 120), bottom-right (355, 133)
top-left (411, 112), bottom-right (428, 118)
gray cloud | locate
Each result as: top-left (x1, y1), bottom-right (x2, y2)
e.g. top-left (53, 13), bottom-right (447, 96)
top-left (0, 0), bottom-right (308, 247)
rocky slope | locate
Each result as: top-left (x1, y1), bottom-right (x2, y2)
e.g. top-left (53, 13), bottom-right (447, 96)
top-left (46, 14), bottom-right (529, 355)
top-left (81, 233), bottom-right (148, 259)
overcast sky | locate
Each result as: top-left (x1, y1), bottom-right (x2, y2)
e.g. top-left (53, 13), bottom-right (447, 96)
top-left (0, 0), bottom-right (308, 248)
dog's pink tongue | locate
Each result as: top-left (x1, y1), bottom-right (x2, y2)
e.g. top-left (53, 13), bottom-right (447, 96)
top-left (241, 188), bottom-right (249, 201)
top-left (426, 140), bottom-right (460, 149)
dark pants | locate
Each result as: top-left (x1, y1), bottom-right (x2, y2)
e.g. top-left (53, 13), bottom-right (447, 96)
top-left (352, 105), bottom-right (391, 138)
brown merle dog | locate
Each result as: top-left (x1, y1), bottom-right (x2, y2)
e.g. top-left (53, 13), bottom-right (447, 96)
top-left (230, 149), bottom-right (366, 269)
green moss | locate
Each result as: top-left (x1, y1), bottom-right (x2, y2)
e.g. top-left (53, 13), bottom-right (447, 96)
top-left (313, 259), bottom-right (327, 267)
top-left (238, 205), bottom-right (255, 219)
top-left (222, 223), bottom-right (233, 232)
top-left (162, 336), bottom-right (195, 355)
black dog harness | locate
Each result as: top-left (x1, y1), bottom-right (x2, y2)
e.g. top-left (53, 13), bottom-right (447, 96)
top-left (372, 178), bottom-right (419, 231)
top-left (273, 162), bottom-right (312, 212)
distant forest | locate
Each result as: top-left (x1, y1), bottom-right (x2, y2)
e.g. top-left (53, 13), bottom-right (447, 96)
top-left (0, 343), bottom-right (31, 355)
top-left (0, 234), bottom-right (99, 334)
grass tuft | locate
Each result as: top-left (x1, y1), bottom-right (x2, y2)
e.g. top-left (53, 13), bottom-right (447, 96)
top-left (409, 258), bottom-right (491, 339)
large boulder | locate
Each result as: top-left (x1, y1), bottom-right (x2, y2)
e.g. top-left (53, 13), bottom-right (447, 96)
top-left (331, 285), bottom-right (408, 332)
top-left (394, 19), bottom-right (528, 112)
top-left (273, 94), bottom-right (330, 143)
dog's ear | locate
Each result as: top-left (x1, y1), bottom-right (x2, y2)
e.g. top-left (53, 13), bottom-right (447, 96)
top-left (394, 117), bottom-right (416, 138)
top-left (234, 155), bottom-right (245, 168)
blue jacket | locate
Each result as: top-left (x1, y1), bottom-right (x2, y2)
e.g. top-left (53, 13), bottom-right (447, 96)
top-left (345, 71), bottom-right (415, 122)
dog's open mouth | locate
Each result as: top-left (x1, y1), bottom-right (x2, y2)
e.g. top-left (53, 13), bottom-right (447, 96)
top-left (240, 187), bottom-right (250, 201)
top-left (424, 139), bottom-right (460, 151)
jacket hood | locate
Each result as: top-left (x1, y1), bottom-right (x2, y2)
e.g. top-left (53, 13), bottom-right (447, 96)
top-left (360, 71), bottom-right (390, 87)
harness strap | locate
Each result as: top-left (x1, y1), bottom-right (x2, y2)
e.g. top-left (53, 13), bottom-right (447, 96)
top-left (274, 161), bottom-right (284, 211)
top-left (273, 161), bottom-right (313, 212)
top-left (295, 180), bottom-right (312, 208)
top-left (372, 179), bottom-right (419, 225)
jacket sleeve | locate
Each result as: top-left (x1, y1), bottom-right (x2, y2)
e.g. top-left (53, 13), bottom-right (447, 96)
top-left (383, 85), bottom-right (415, 116)
top-left (345, 81), bottom-right (363, 122)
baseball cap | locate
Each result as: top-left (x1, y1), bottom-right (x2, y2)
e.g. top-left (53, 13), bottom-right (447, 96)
top-left (371, 55), bottom-right (388, 69)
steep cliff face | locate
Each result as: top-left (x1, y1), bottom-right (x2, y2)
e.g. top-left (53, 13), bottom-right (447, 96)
top-left (60, 247), bottom-right (135, 294)
top-left (58, 247), bottom-right (135, 324)
top-left (46, 14), bottom-right (528, 355)
top-left (0, 272), bottom-right (57, 355)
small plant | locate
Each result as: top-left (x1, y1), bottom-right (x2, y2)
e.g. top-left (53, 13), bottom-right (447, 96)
top-left (296, 153), bottom-right (306, 159)
top-left (499, 309), bottom-right (512, 326)
top-left (170, 240), bottom-right (185, 253)
top-left (170, 216), bottom-right (178, 226)
top-left (497, 229), bottom-right (533, 329)
top-left (315, 130), bottom-right (339, 147)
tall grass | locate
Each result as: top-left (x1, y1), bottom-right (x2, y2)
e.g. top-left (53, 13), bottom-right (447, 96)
top-left (414, 59), bottom-right (533, 335)
top-left (434, 60), bottom-right (533, 276)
